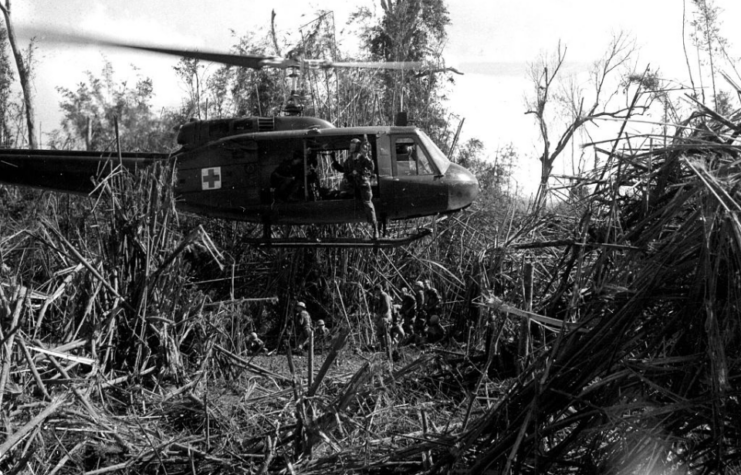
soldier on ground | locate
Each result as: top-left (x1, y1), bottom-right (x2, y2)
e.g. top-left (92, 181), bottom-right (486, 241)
top-left (399, 286), bottom-right (417, 340)
top-left (413, 315), bottom-right (428, 346)
top-left (424, 280), bottom-right (442, 318)
top-left (372, 283), bottom-right (393, 351)
top-left (295, 301), bottom-right (313, 353)
top-left (413, 281), bottom-right (426, 322)
top-left (246, 332), bottom-right (267, 355)
top-left (315, 319), bottom-right (331, 353)
top-left (426, 314), bottom-right (447, 344)
top-left (389, 304), bottom-right (406, 345)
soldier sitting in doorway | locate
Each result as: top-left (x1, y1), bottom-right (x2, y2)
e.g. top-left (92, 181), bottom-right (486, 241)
top-left (270, 152), bottom-right (303, 202)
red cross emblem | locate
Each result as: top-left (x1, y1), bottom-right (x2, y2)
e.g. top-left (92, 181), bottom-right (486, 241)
top-left (201, 167), bottom-right (222, 190)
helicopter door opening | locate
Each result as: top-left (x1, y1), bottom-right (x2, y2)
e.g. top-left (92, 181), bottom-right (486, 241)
top-left (265, 136), bottom-right (379, 205)
top-left (307, 136), bottom-right (379, 201)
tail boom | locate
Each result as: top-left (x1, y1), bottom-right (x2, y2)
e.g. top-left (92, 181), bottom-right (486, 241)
top-left (0, 148), bottom-right (171, 194)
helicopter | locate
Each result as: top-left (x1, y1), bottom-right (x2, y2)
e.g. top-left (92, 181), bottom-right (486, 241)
top-left (0, 34), bottom-right (479, 248)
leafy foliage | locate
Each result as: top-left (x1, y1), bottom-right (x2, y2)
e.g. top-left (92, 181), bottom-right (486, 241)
top-left (47, 62), bottom-right (178, 152)
top-left (365, 0), bottom-right (449, 62)
top-left (172, 32), bottom-right (287, 121)
top-left (353, 0), bottom-right (456, 146)
top-left (457, 139), bottom-right (517, 198)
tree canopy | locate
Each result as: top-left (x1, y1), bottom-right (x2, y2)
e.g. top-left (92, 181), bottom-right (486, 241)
top-left (48, 62), bottom-right (178, 152)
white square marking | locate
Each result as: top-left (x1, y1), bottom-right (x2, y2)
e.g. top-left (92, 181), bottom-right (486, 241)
top-left (201, 167), bottom-right (222, 190)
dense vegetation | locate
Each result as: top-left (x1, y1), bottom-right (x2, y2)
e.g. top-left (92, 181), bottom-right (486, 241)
top-left (1, 1), bottom-right (740, 473)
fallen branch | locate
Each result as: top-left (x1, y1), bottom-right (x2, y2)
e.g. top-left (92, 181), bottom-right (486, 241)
top-left (214, 344), bottom-right (292, 382)
top-left (308, 328), bottom-right (350, 397)
top-left (477, 296), bottom-right (587, 333)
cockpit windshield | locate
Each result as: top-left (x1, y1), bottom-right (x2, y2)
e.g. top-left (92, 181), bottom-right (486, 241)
top-left (417, 131), bottom-right (451, 175)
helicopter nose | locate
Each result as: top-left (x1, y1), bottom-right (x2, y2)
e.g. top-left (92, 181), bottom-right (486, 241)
top-left (445, 163), bottom-right (479, 211)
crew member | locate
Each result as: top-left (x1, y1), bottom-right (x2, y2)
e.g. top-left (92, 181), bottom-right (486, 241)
top-left (304, 149), bottom-right (322, 200)
top-left (271, 153), bottom-right (303, 201)
top-left (332, 138), bottom-right (379, 239)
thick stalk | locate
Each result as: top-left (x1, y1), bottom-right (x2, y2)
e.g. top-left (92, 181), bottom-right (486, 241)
top-left (0, 1), bottom-right (37, 149)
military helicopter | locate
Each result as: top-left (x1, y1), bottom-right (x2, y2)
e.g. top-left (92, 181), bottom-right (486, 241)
top-left (0, 34), bottom-right (479, 248)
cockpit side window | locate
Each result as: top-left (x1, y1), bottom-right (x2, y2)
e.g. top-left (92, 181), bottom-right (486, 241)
top-left (393, 137), bottom-right (435, 176)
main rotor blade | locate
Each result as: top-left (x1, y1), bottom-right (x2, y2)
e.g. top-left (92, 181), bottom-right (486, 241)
top-left (322, 61), bottom-right (424, 70)
top-left (106, 40), bottom-right (424, 71)
top-left (30, 28), bottom-right (424, 71)
top-left (84, 38), bottom-right (291, 70)
top-left (106, 42), bottom-right (288, 70)
top-left (30, 28), bottom-right (285, 70)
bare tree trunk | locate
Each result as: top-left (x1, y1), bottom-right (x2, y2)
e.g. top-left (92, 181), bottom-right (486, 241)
top-left (517, 261), bottom-right (533, 375)
top-left (1, 0), bottom-right (37, 149)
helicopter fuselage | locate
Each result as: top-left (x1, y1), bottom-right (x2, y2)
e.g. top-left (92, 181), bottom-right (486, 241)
top-left (0, 117), bottom-right (479, 229)
top-left (172, 120), bottom-right (479, 226)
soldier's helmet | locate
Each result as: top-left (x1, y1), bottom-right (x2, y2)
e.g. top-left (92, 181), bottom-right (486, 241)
top-left (248, 332), bottom-right (258, 341)
top-left (296, 301), bottom-right (306, 309)
top-left (317, 319), bottom-right (325, 326)
top-left (414, 281), bottom-right (424, 290)
top-left (349, 138), bottom-right (361, 153)
top-left (429, 314), bottom-right (440, 325)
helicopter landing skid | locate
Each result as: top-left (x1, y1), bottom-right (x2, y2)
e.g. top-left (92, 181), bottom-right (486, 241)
top-left (247, 228), bottom-right (432, 248)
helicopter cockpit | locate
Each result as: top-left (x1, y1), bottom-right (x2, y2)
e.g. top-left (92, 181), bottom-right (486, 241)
top-left (394, 139), bottom-right (434, 176)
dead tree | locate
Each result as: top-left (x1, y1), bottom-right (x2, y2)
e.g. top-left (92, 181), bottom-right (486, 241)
top-left (526, 33), bottom-right (638, 213)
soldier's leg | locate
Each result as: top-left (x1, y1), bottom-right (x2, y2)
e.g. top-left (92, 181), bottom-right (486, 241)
top-left (356, 180), bottom-right (378, 239)
top-left (376, 319), bottom-right (389, 350)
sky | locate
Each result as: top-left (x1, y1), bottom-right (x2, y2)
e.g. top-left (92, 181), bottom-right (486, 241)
top-left (8, 0), bottom-right (741, 195)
